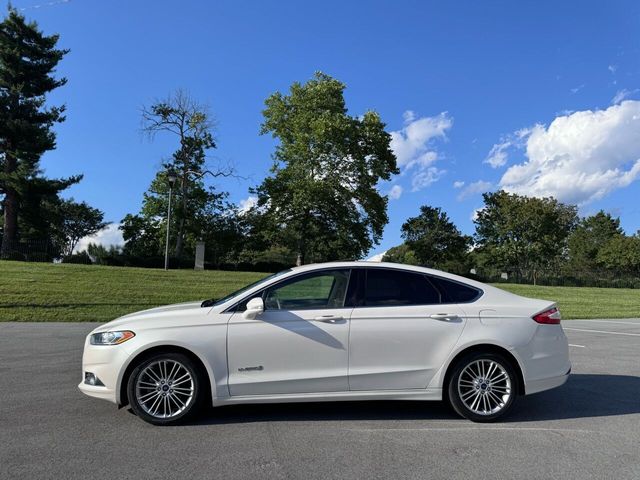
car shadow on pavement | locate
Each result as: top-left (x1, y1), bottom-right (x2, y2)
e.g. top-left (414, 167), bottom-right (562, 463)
top-left (509, 373), bottom-right (640, 422)
top-left (188, 373), bottom-right (640, 425)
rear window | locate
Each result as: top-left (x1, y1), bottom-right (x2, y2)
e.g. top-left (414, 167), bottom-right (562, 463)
top-left (365, 269), bottom-right (441, 306)
top-left (430, 276), bottom-right (482, 303)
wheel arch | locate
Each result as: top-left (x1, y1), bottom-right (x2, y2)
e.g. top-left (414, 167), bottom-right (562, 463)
top-left (118, 344), bottom-right (213, 408)
top-left (442, 344), bottom-right (526, 398)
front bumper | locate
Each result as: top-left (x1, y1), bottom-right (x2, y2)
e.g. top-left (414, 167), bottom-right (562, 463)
top-left (78, 337), bottom-right (132, 404)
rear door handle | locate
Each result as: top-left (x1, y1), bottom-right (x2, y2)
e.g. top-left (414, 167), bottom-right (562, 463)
top-left (313, 315), bottom-right (344, 323)
top-left (429, 313), bottom-right (459, 321)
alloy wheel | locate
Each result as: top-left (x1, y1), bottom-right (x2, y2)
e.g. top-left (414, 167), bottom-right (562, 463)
top-left (134, 359), bottom-right (195, 419)
top-left (457, 359), bottom-right (512, 416)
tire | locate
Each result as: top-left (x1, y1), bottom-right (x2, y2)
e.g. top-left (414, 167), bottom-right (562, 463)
top-left (447, 352), bottom-right (518, 422)
top-left (127, 352), bottom-right (205, 426)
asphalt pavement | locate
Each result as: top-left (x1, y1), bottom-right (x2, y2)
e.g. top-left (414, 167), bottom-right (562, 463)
top-left (1, 320), bottom-right (639, 480)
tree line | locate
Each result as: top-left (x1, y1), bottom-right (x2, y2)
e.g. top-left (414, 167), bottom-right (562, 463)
top-left (1, 9), bottom-right (639, 288)
top-left (116, 73), bottom-right (397, 270)
top-left (384, 192), bottom-right (640, 287)
top-left (0, 10), bottom-right (397, 268)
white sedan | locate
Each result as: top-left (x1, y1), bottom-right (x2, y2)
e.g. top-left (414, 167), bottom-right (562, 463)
top-left (79, 262), bottom-right (570, 425)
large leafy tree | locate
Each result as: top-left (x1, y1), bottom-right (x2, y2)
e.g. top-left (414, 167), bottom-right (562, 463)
top-left (253, 72), bottom-right (398, 264)
top-left (596, 234), bottom-right (640, 276)
top-left (381, 243), bottom-right (420, 265)
top-left (566, 211), bottom-right (622, 273)
top-left (400, 205), bottom-right (471, 269)
top-left (474, 190), bottom-right (578, 282)
top-left (122, 91), bottom-right (237, 261)
top-left (51, 199), bottom-right (106, 256)
top-left (0, 8), bottom-right (79, 256)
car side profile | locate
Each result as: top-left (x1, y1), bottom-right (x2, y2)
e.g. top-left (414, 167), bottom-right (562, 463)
top-left (79, 262), bottom-right (570, 425)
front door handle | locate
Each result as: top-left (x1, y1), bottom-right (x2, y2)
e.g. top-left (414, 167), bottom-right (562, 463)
top-left (429, 313), bottom-right (459, 321)
top-left (313, 315), bottom-right (344, 323)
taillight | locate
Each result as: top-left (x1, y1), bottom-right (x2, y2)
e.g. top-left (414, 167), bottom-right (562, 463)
top-left (533, 307), bottom-right (561, 324)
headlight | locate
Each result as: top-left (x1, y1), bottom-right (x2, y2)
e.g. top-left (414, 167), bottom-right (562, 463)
top-left (89, 330), bottom-right (135, 345)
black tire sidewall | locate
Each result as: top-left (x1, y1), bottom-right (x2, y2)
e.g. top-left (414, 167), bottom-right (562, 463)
top-left (127, 352), bottom-right (203, 426)
top-left (448, 352), bottom-right (518, 423)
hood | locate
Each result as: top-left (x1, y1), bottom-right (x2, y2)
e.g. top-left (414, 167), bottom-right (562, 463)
top-left (118, 301), bottom-right (204, 319)
top-left (92, 301), bottom-right (207, 333)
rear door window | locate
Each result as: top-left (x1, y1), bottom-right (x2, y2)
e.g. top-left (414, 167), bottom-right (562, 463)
top-left (364, 269), bottom-right (441, 306)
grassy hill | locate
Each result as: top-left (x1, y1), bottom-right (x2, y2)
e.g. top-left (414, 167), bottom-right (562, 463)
top-left (0, 261), bottom-right (265, 322)
top-left (0, 261), bottom-right (637, 322)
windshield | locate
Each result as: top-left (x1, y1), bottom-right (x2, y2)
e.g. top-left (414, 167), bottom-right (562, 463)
top-left (208, 269), bottom-right (292, 307)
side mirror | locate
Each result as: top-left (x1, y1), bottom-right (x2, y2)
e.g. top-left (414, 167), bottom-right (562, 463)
top-left (242, 297), bottom-right (264, 320)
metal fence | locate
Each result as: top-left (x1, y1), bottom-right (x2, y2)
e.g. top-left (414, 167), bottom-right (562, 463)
top-left (0, 237), bottom-right (58, 263)
top-left (472, 270), bottom-right (640, 289)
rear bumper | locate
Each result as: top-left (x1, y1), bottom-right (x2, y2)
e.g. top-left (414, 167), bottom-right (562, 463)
top-left (525, 366), bottom-right (571, 395)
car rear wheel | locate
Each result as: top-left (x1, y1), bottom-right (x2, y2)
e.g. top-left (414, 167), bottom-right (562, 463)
top-left (448, 352), bottom-right (517, 422)
top-left (127, 352), bottom-right (204, 425)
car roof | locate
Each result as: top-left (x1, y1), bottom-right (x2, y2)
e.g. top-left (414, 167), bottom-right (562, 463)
top-left (287, 261), bottom-right (489, 290)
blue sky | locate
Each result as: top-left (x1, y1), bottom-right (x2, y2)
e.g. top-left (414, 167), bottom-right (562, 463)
top-left (13, 0), bottom-right (640, 257)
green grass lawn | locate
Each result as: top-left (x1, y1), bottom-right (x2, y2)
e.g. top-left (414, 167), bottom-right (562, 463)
top-left (490, 283), bottom-right (639, 320)
top-left (0, 261), bottom-right (266, 322)
top-left (0, 261), bottom-right (638, 321)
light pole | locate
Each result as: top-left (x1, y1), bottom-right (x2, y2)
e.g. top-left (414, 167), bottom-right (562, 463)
top-left (164, 169), bottom-right (177, 270)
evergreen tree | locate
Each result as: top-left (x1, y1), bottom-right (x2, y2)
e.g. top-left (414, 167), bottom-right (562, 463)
top-left (0, 8), bottom-right (77, 256)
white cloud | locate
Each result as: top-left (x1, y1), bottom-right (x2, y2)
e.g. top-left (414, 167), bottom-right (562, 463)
top-left (612, 88), bottom-right (638, 105)
top-left (608, 64), bottom-right (618, 74)
top-left (485, 141), bottom-right (510, 168)
top-left (73, 223), bottom-right (124, 253)
top-left (484, 128), bottom-right (532, 168)
top-left (411, 167), bottom-right (446, 191)
top-left (470, 208), bottom-right (483, 222)
top-left (366, 250), bottom-right (388, 262)
top-left (389, 111), bottom-right (452, 191)
top-left (499, 100), bottom-right (640, 206)
top-left (570, 84), bottom-right (585, 94)
top-left (457, 180), bottom-right (492, 201)
top-left (453, 180), bottom-right (465, 189)
top-left (238, 195), bottom-right (258, 214)
top-left (388, 185), bottom-right (403, 200)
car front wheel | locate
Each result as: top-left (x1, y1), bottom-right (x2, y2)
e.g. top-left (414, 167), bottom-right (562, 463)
top-left (127, 352), bottom-right (204, 425)
top-left (448, 353), bottom-right (518, 422)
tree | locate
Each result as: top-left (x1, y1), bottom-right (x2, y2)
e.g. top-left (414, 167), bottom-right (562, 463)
top-left (120, 168), bottom-right (234, 262)
top-left (120, 213), bottom-right (162, 258)
top-left (474, 190), bottom-right (578, 283)
top-left (597, 234), bottom-right (640, 276)
top-left (140, 90), bottom-right (233, 258)
top-left (567, 211), bottom-right (622, 273)
top-left (253, 72), bottom-right (398, 264)
top-left (51, 199), bottom-right (106, 256)
top-left (400, 205), bottom-right (470, 269)
top-left (381, 243), bottom-right (420, 265)
top-left (0, 8), bottom-right (77, 256)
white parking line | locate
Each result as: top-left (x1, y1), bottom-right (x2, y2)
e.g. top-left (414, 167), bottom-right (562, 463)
top-left (564, 327), bottom-right (640, 337)
top-left (352, 427), bottom-right (595, 434)
top-left (571, 320), bottom-right (640, 326)
top-left (568, 344), bottom-right (585, 348)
